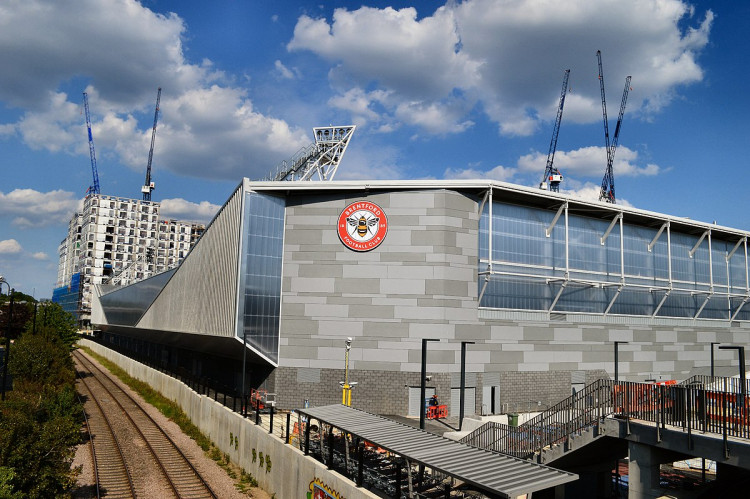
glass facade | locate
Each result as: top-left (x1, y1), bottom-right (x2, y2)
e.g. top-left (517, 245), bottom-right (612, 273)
top-left (479, 197), bottom-right (750, 322)
top-left (98, 270), bottom-right (175, 326)
top-left (52, 272), bottom-right (82, 320)
top-left (237, 192), bottom-right (285, 364)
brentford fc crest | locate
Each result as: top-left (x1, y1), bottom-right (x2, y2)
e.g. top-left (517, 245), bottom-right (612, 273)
top-left (337, 201), bottom-right (388, 252)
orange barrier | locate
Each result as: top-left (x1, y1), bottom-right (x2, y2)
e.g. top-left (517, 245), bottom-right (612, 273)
top-left (250, 388), bottom-right (267, 410)
top-left (426, 404), bottom-right (448, 420)
top-left (613, 381), bottom-right (677, 413)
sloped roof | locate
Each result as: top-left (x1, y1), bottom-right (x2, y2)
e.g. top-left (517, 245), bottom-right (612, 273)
top-left (298, 404), bottom-right (578, 498)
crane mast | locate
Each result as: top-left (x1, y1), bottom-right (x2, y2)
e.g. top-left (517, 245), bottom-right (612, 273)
top-left (82, 92), bottom-right (100, 195)
top-left (540, 69), bottom-right (570, 192)
top-left (597, 50), bottom-right (612, 192)
top-left (600, 76), bottom-right (632, 203)
top-left (142, 87), bottom-right (161, 201)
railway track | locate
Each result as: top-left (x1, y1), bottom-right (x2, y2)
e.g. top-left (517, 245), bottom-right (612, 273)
top-left (74, 350), bottom-right (217, 498)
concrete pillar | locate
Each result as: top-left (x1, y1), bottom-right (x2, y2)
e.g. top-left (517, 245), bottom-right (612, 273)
top-left (628, 441), bottom-right (660, 499)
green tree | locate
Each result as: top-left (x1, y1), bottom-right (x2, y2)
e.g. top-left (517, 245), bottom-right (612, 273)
top-left (26, 302), bottom-right (78, 350)
top-left (0, 305), bottom-right (82, 497)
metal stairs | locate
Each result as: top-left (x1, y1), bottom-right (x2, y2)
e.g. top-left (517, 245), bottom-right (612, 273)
top-left (460, 379), bottom-right (615, 463)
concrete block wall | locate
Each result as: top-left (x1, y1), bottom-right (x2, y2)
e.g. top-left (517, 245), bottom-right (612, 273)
top-left (80, 339), bottom-right (379, 499)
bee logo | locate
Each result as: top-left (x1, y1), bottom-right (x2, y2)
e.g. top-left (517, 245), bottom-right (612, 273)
top-left (337, 201), bottom-right (388, 252)
top-left (348, 215), bottom-right (379, 238)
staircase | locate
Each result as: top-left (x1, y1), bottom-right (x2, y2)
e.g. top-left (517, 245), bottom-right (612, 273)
top-left (462, 376), bottom-right (750, 464)
top-left (460, 379), bottom-right (615, 462)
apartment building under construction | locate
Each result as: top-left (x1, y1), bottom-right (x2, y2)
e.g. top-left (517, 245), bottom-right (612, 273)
top-left (53, 193), bottom-right (205, 323)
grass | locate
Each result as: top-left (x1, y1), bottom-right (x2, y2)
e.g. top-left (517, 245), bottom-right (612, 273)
top-left (79, 345), bottom-right (263, 496)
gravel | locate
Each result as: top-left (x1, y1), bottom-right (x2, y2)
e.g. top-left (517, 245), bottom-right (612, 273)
top-left (71, 350), bottom-right (270, 498)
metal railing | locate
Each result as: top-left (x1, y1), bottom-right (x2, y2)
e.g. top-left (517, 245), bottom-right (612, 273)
top-left (462, 378), bottom-right (750, 460)
top-left (461, 379), bottom-right (612, 459)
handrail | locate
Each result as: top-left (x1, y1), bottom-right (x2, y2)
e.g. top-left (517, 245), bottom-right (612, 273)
top-left (462, 378), bottom-right (750, 460)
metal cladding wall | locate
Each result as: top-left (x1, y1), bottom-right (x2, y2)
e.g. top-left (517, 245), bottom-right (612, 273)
top-left (275, 189), bottom-right (482, 410)
top-left (270, 186), bottom-right (750, 415)
top-left (136, 184), bottom-right (244, 337)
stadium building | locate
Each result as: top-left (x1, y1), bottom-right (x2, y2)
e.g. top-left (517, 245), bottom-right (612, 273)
top-left (90, 179), bottom-right (750, 416)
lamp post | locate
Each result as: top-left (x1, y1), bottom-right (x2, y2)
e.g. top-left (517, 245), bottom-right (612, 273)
top-left (718, 345), bottom-right (746, 408)
top-left (710, 342), bottom-right (721, 378)
top-left (420, 338), bottom-right (440, 430)
top-left (0, 277), bottom-right (13, 401)
top-left (459, 341), bottom-right (475, 431)
top-left (614, 341), bottom-right (629, 382)
top-left (341, 337), bottom-right (353, 406)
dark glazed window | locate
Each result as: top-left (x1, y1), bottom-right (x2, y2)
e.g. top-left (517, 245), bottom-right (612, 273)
top-left (237, 192), bottom-right (284, 364)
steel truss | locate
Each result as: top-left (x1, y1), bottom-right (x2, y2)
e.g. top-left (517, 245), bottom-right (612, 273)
top-left (478, 188), bottom-right (750, 323)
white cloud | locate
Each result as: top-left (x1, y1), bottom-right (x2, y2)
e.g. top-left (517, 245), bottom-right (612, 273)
top-left (289, 0), bottom-right (712, 136)
top-left (274, 60), bottom-right (295, 79)
top-left (0, 189), bottom-right (81, 228)
top-left (562, 181), bottom-right (635, 207)
top-left (0, 0), bottom-right (309, 181)
top-left (517, 146), bottom-right (661, 178)
top-left (32, 252), bottom-right (48, 260)
top-left (159, 198), bottom-right (221, 224)
top-left (444, 164), bottom-right (517, 181)
top-left (0, 239), bottom-right (22, 254)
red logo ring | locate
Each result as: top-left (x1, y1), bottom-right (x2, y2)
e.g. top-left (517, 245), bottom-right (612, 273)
top-left (337, 201), bottom-right (388, 252)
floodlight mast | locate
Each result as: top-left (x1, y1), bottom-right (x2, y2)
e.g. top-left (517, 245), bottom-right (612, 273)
top-left (265, 126), bottom-right (356, 182)
top-left (540, 69), bottom-right (570, 192)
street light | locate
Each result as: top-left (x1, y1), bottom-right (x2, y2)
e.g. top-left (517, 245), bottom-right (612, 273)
top-left (718, 345), bottom-right (746, 408)
top-left (459, 341), bottom-right (475, 431)
top-left (0, 277), bottom-right (13, 401)
top-left (341, 337), bottom-right (355, 406)
top-left (710, 342), bottom-right (721, 378)
top-left (420, 338), bottom-right (440, 430)
top-left (614, 341), bottom-right (629, 382)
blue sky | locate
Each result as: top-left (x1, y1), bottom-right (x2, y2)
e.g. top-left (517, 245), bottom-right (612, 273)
top-left (0, 0), bottom-right (746, 298)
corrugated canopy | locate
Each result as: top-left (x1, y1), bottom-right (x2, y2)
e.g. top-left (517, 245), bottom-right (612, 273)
top-left (298, 404), bottom-right (577, 498)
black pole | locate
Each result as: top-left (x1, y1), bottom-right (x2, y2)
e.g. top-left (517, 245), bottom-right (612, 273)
top-left (711, 342), bottom-right (720, 378)
top-left (269, 405), bottom-right (274, 434)
top-left (328, 427), bottom-right (334, 468)
top-left (614, 341), bottom-right (628, 382)
top-left (241, 331), bottom-right (248, 416)
top-left (357, 442), bottom-right (364, 487)
top-left (420, 338), bottom-right (439, 430)
top-left (304, 421), bottom-right (311, 455)
top-left (459, 341), bottom-right (474, 431)
top-left (286, 413), bottom-right (291, 444)
top-left (1, 288), bottom-right (13, 401)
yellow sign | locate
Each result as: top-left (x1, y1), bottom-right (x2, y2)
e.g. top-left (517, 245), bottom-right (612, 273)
top-left (307, 477), bottom-right (343, 499)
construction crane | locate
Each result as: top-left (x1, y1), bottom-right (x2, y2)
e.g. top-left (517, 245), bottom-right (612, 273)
top-left (540, 69), bottom-right (570, 192)
top-left (596, 50), bottom-right (612, 202)
top-left (142, 87), bottom-right (161, 201)
top-left (82, 92), bottom-right (100, 195)
top-left (599, 76), bottom-right (632, 203)
top-left (264, 126), bottom-right (356, 182)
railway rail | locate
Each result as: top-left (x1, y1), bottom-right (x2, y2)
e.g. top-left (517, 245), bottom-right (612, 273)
top-left (74, 350), bottom-right (217, 498)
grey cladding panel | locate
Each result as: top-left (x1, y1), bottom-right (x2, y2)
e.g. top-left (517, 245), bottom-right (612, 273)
top-left (137, 184), bottom-right (243, 336)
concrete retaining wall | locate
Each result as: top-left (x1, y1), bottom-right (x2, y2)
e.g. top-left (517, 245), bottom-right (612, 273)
top-left (80, 339), bottom-right (377, 499)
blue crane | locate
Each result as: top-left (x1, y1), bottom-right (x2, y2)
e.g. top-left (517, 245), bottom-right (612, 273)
top-left (83, 92), bottom-right (100, 195)
top-left (142, 87), bottom-right (161, 201)
top-left (596, 51), bottom-right (632, 204)
top-left (540, 69), bottom-right (570, 192)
